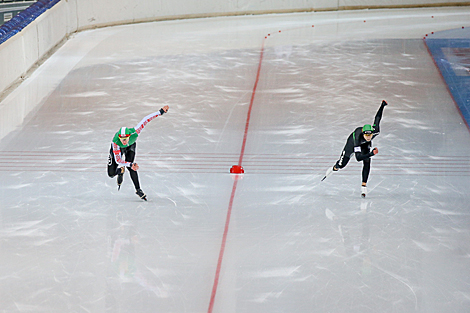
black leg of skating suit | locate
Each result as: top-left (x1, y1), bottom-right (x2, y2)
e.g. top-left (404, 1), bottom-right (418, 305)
top-left (128, 168), bottom-right (140, 190)
top-left (107, 145), bottom-right (118, 178)
top-left (123, 144), bottom-right (141, 190)
top-left (108, 143), bottom-right (141, 190)
top-left (362, 159), bottom-right (371, 184)
top-left (336, 149), bottom-right (370, 183)
top-left (335, 150), bottom-right (351, 170)
top-left (335, 133), bottom-right (355, 170)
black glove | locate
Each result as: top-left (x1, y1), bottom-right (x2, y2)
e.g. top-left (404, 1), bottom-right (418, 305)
top-left (159, 108), bottom-right (166, 115)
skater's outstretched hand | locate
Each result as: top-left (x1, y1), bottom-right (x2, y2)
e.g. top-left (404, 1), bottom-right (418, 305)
top-left (381, 100), bottom-right (388, 106)
top-left (131, 163), bottom-right (139, 171)
top-left (372, 147), bottom-right (378, 155)
top-left (162, 105), bottom-right (169, 113)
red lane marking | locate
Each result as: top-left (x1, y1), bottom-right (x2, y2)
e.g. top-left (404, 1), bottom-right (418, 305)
top-left (208, 38), bottom-right (266, 313)
top-left (238, 39), bottom-right (266, 166)
top-left (207, 179), bottom-right (238, 313)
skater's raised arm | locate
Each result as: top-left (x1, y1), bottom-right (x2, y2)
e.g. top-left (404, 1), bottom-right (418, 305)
top-left (372, 100), bottom-right (387, 136)
top-left (134, 106), bottom-right (169, 134)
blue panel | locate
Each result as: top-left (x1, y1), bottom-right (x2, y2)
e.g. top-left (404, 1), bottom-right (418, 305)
top-left (425, 28), bottom-right (470, 128)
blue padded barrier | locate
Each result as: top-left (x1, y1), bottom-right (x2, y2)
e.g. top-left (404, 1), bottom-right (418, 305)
top-left (0, 0), bottom-right (61, 45)
top-left (425, 27), bottom-right (470, 130)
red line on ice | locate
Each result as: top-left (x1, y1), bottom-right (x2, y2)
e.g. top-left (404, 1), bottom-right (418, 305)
top-left (207, 38), bottom-right (266, 313)
top-left (238, 39), bottom-right (266, 166)
top-left (207, 179), bottom-right (238, 313)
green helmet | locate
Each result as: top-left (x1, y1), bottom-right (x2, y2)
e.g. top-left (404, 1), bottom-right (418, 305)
top-left (114, 127), bottom-right (138, 148)
top-left (362, 124), bottom-right (373, 134)
top-left (118, 127), bottom-right (133, 138)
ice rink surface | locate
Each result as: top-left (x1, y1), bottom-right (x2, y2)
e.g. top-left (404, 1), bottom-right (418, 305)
top-left (1, 7), bottom-right (470, 313)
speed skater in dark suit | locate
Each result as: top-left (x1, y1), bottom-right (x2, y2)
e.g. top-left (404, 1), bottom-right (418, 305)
top-left (107, 105), bottom-right (169, 201)
top-left (322, 100), bottom-right (387, 197)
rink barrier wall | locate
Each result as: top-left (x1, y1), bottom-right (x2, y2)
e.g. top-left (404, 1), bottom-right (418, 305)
top-left (0, 0), bottom-right (67, 100)
top-left (72, 1), bottom-right (470, 32)
top-left (0, 0), bottom-right (470, 141)
top-left (2, 0), bottom-right (470, 98)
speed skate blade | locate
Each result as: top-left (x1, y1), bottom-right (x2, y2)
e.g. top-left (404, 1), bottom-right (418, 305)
top-left (322, 167), bottom-right (334, 181)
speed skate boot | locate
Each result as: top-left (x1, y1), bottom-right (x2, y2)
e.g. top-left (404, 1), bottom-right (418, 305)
top-left (321, 166), bottom-right (338, 181)
top-left (136, 189), bottom-right (147, 201)
top-left (117, 167), bottom-right (125, 190)
top-left (361, 185), bottom-right (367, 198)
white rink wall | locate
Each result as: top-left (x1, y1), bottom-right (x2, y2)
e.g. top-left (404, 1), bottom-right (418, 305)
top-left (0, 0), bottom-right (469, 140)
top-left (74, 0), bottom-right (470, 28)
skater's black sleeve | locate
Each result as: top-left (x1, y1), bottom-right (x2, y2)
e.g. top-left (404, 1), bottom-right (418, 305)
top-left (355, 150), bottom-right (375, 161)
top-left (372, 101), bottom-right (386, 136)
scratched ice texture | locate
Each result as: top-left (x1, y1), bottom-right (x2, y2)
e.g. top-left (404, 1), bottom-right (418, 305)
top-left (1, 7), bottom-right (470, 313)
